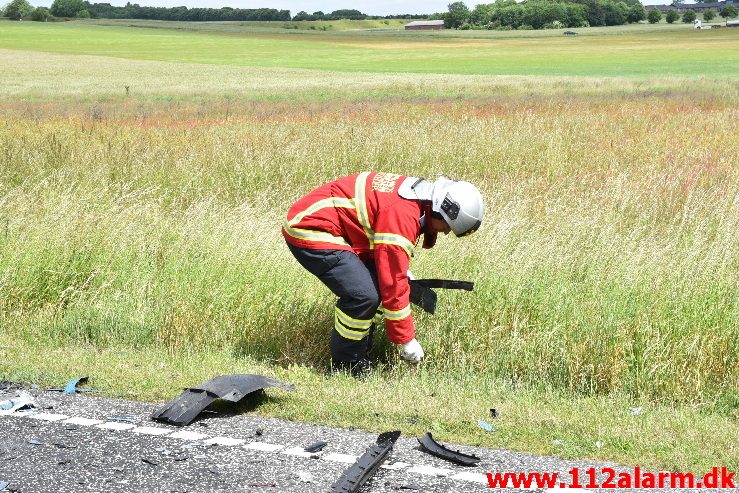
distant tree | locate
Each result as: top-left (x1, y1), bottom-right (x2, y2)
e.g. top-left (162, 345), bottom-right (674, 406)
top-left (75, 7), bottom-right (89, 17)
top-left (702, 9), bottom-right (715, 20)
top-left (681, 9), bottom-right (696, 22)
top-left (4, 0), bottom-right (34, 19)
top-left (627, 3), bottom-right (646, 22)
top-left (602, 0), bottom-right (629, 25)
top-left (720, 5), bottom-right (738, 18)
top-left (470, 2), bottom-right (494, 25)
top-left (31, 5), bottom-right (50, 19)
top-left (328, 9), bottom-right (365, 20)
top-left (445, 1), bottom-right (470, 28)
top-left (50, 0), bottom-right (86, 17)
top-left (647, 8), bottom-right (662, 23)
top-left (665, 9), bottom-right (679, 22)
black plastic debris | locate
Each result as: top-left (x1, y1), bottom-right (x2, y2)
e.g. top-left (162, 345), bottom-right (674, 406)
top-left (409, 279), bottom-right (474, 315)
top-left (304, 441), bottom-right (327, 453)
top-left (151, 374), bottom-right (295, 427)
top-left (417, 433), bottom-right (481, 467)
top-left (53, 443), bottom-right (77, 450)
top-left (331, 431), bottom-right (400, 493)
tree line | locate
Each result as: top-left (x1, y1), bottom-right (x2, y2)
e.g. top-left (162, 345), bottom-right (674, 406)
top-left (0, 0), bottom-right (289, 21)
top-left (0, 0), bottom-right (429, 21)
top-left (443, 0), bottom-right (647, 29)
top-left (442, 0), bottom-right (738, 29)
top-left (3, 0), bottom-right (737, 25)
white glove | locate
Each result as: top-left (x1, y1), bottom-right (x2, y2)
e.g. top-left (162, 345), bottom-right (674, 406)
top-left (400, 338), bottom-right (424, 363)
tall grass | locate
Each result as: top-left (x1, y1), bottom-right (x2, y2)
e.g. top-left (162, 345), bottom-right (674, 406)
top-left (1, 92), bottom-right (736, 410)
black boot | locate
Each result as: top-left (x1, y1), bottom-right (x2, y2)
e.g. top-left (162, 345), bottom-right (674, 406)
top-left (331, 358), bottom-right (372, 378)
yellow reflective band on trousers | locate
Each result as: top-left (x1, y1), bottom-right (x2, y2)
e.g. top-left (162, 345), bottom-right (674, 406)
top-left (382, 304), bottom-right (412, 321)
top-left (354, 172), bottom-right (374, 249)
top-left (373, 232), bottom-right (414, 257)
top-left (335, 307), bottom-right (372, 341)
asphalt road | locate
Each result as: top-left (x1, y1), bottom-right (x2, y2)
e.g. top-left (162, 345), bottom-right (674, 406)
top-left (0, 382), bottom-right (724, 493)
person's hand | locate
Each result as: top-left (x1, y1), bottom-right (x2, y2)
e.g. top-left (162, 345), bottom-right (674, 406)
top-left (400, 338), bottom-right (424, 363)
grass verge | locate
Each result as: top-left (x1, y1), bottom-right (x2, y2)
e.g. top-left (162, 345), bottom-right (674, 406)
top-left (1, 339), bottom-right (736, 473)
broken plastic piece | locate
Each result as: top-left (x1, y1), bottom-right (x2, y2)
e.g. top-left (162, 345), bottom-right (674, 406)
top-left (0, 392), bottom-right (34, 415)
top-left (0, 481), bottom-right (9, 491)
top-left (46, 376), bottom-right (99, 394)
top-left (412, 279), bottom-right (474, 291)
top-left (409, 279), bottom-right (474, 315)
top-left (477, 419), bottom-right (495, 432)
top-left (151, 374), bottom-right (295, 427)
top-left (304, 441), bottom-right (327, 453)
top-left (417, 433), bottom-right (481, 467)
top-left (331, 431), bottom-right (400, 493)
top-left (409, 281), bottom-right (437, 314)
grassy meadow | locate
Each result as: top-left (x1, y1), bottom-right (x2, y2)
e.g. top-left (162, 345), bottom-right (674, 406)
top-left (0, 20), bottom-right (738, 471)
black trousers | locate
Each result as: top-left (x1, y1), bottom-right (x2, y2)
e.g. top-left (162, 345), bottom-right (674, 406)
top-left (287, 244), bottom-right (379, 363)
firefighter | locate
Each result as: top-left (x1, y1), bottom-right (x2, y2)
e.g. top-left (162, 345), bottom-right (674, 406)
top-left (282, 172), bottom-right (484, 375)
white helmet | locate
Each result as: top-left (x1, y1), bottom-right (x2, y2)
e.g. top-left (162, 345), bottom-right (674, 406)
top-left (431, 177), bottom-right (484, 237)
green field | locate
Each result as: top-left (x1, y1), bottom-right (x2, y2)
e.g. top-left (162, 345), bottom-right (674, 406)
top-left (0, 20), bottom-right (737, 472)
top-left (1, 20), bottom-right (739, 76)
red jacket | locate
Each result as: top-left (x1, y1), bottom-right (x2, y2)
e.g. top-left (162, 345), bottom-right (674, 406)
top-left (282, 172), bottom-right (421, 344)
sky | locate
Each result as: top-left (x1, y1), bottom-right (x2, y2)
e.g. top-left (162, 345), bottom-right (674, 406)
top-left (32, 0), bottom-right (674, 16)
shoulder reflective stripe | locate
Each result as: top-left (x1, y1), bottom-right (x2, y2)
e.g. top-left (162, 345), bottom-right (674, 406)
top-left (283, 224), bottom-right (350, 246)
top-left (373, 233), bottom-right (414, 257)
top-left (354, 172), bottom-right (375, 248)
top-left (335, 307), bottom-right (373, 330)
top-left (382, 304), bottom-right (412, 320)
top-left (287, 197), bottom-right (355, 227)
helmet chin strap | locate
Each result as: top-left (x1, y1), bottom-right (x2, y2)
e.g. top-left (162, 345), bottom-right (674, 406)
top-left (421, 201), bottom-right (438, 249)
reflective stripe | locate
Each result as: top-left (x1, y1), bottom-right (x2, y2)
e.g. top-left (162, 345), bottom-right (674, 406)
top-left (335, 308), bottom-right (371, 341)
top-left (382, 304), bottom-right (412, 321)
top-left (354, 172), bottom-right (374, 249)
top-left (282, 224), bottom-right (350, 246)
top-left (373, 233), bottom-right (414, 257)
top-left (287, 197), bottom-right (355, 226)
top-left (336, 307), bottom-right (373, 330)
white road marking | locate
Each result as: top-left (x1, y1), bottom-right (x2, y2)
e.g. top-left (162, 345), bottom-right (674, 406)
top-left (381, 461), bottom-right (410, 470)
top-left (96, 421), bottom-right (137, 431)
top-left (131, 426), bottom-right (173, 436)
top-left (0, 411), bottom-right (514, 486)
top-left (323, 453), bottom-right (359, 464)
top-left (282, 446), bottom-right (321, 458)
top-left (63, 417), bottom-right (105, 426)
top-left (203, 437), bottom-right (246, 446)
top-left (25, 413), bottom-right (69, 422)
top-left (450, 471), bottom-right (488, 483)
top-left (243, 441), bottom-right (284, 452)
top-left (168, 430), bottom-right (210, 440)
top-left (407, 464), bottom-right (454, 477)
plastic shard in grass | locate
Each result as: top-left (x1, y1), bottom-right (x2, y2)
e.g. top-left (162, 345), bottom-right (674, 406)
top-left (151, 374), bottom-right (295, 427)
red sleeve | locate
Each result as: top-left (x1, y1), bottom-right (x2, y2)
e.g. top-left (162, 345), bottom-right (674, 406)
top-left (373, 204), bottom-right (420, 345)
